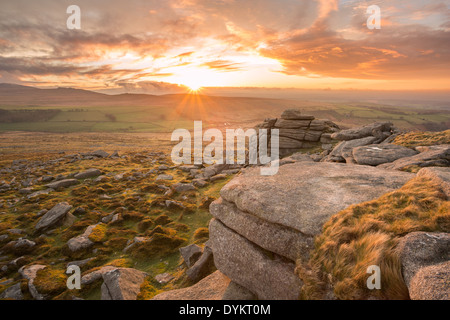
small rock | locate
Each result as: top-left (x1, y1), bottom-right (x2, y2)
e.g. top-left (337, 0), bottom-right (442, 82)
top-left (156, 174), bottom-right (173, 181)
top-left (35, 202), bottom-right (72, 233)
top-left (0, 283), bottom-right (23, 300)
top-left (155, 273), bottom-right (174, 284)
top-left (74, 168), bottom-right (102, 180)
top-left (180, 244), bottom-right (203, 268)
top-left (46, 179), bottom-right (78, 190)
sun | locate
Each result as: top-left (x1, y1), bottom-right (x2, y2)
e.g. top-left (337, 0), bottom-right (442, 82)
top-left (186, 83), bottom-right (203, 92)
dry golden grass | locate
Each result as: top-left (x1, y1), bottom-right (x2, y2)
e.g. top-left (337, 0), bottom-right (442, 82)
top-left (298, 175), bottom-right (450, 300)
top-left (393, 130), bottom-right (450, 148)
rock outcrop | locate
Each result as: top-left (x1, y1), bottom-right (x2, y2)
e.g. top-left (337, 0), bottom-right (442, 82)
top-left (208, 162), bottom-right (413, 299)
top-left (255, 109), bottom-right (340, 157)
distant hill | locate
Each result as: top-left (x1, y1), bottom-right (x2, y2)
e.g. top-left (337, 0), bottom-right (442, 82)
top-left (0, 83), bottom-right (449, 133)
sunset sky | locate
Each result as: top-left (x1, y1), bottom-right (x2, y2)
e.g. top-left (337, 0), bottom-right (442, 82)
top-left (0, 0), bottom-right (449, 93)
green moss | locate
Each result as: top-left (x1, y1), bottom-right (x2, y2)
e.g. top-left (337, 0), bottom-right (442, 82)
top-left (87, 223), bottom-right (107, 243)
top-left (130, 233), bottom-right (186, 259)
top-left (33, 267), bottom-right (67, 297)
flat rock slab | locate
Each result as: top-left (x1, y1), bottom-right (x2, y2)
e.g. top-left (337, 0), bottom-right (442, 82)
top-left (46, 179), bottom-right (78, 189)
top-left (152, 271), bottom-right (231, 300)
top-left (353, 144), bottom-right (418, 166)
top-left (74, 168), bottom-right (102, 179)
top-left (379, 144), bottom-right (450, 171)
top-left (331, 122), bottom-right (393, 141)
top-left (220, 162), bottom-right (413, 236)
top-left (35, 202), bottom-right (72, 233)
top-left (209, 219), bottom-right (302, 300)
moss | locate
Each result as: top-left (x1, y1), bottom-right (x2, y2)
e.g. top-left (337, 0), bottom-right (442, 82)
top-left (130, 233), bottom-right (186, 259)
top-left (193, 227), bottom-right (209, 240)
top-left (87, 223), bottom-right (107, 243)
top-left (137, 276), bottom-right (161, 300)
top-left (299, 175), bottom-right (449, 300)
top-left (122, 211), bottom-right (144, 222)
top-left (33, 267), bottom-right (67, 297)
top-left (142, 184), bottom-right (165, 194)
top-left (138, 219), bottom-right (154, 233)
top-left (104, 237), bottom-right (129, 251)
top-left (154, 214), bottom-right (172, 226)
top-left (71, 186), bottom-right (89, 196)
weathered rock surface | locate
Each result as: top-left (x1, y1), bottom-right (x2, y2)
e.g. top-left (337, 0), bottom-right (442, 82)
top-left (46, 179), bottom-right (78, 189)
top-left (210, 198), bottom-right (313, 262)
top-left (409, 261), bottom-right (450, 300)
top-left (209, 219), bottom-right (302, 300)
top-left (378, 144), bottom-right (450, 171)
top-left (35, 202), bottom-right (72, 233)
top-left (186, 245), bottom-right (215, 283)
top-left (396, 232), bottom-right (450, 288)
top-left (326, 136), bottom-right (378, 163)
top-left (0, 283), bottom-right (23, 300)
top-left (152, 271), bottom-right (230, 300)
top-left (331, 122), bottom-right (394, 141)
top-left (101, 268), bottom-right (147, 300)
top-left (74, 168), bottom-right (102, 179)
top-left (18, 264), bottom-right (46, 300)
top-left (219, 162), bottom-right (412, 236)
top-left (179, 244), bottom-right (202, 268)
top-left (352, 144), bottom-right (418, 166)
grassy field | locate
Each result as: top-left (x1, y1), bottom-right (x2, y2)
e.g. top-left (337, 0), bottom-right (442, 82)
top-left (0, 98), bottom-right (449, 134)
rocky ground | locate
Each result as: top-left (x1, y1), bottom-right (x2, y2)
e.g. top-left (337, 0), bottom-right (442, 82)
top-left (0, 149), bottom-right (243, 300)
top-left (1, 109), bottom-right (449, 300)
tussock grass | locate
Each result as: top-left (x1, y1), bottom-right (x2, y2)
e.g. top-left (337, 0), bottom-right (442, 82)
top-left (393, 130), bottom-right (450, 148)
top-left (298, 175), bottom-right (450, 300)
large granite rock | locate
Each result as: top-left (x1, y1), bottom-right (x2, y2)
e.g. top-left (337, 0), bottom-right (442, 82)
top-left (219, 162), bottom-right (413, 236)
top-left (209, 219), bottom-right (302, 300)
top-left (396, 232), bottom-right (450, 288)
top-left (326, 136), bottom-right (378, 163)
top-left (208, 162), bottom-right (414, 299)
top-left (408, 261), bottom-right (450, 300)
top-left (352, 144), bottom-right (418, 166)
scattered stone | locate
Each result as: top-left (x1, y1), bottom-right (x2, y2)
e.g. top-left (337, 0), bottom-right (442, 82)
top-left (186, 245), bottom-right (215, 283)
top-left (46, 179), bottom-right (78, 190)
top-left (409, 261), bottom-right (450, 300)
top-left (66, 224), bottom-right (101, 253)
top-left (27, 188), bottom-right (53, 199)
top-left (352, 144), bottom-right (418, 166)
top-left (35, 202), bottom-right (72, 233)
top-left (173, 183), bottom-right (196, 193)
top-left (88, 150), bottom-right (109, 158)
top-left (192, 179), bottom-right (208, 188)
top-left (180, 244), bottom-right (203, 268)
top-left (74, 168), bottom-right (102, 179)
top-left (0, 283), bottom-right (23, 300)
top-left (101, 268), bottom-right (147, 300)
top-left (18, 264), bottom-right (46, 300)
top-left (155, 273), bottom-right (174, 284)
top-left (210, 174), bottom-right (227, 182)
top-left (81, 266), bottom-right (116, 286)
top-left (156, 174), bottom-right (173, 181)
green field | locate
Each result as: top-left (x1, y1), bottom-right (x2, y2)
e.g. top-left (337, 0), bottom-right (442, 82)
top-left (0, 101), bottom-right (449, 133)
